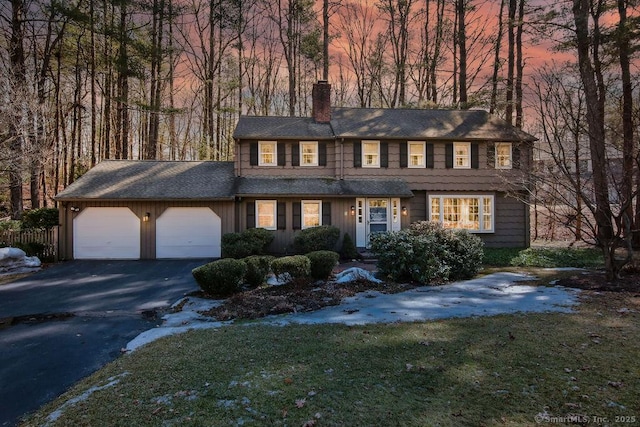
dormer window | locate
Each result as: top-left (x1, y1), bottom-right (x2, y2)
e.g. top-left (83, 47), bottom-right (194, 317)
top-left (258, 141), bottom-right (277, 166)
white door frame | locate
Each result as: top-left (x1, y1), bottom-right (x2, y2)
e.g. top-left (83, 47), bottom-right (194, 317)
top-left (355, 198), bottom-right (400, 248)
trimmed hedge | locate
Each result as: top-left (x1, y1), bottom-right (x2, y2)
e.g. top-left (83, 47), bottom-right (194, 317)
top-left (293, 225), bottom-right (340, 254)
top-left (306, 250), bottom-right (339, 280)
top-left (271, 255), bottom-right (311, 282)
top-left (370, 221), bottom-right (484, 285)
top-left (222, 228), bottom-right (274, 258)
top-left (243, 255), bottom-right (275, 287)
top-left (192, 258), bottom-right (247, 296)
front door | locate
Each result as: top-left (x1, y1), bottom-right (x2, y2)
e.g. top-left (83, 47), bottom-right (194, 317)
top-left (355, 198), bottom-right (393, 248)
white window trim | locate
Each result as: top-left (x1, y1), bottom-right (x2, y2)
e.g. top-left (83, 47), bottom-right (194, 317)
top-left (258, 141), bottom-right (277, 166)
top-left (428, 194), bottom-right (495, 233)
top-left (362, 140), bottom-right (380, 168)
top-left (495, 142), bottom-right (512, 170)
top-left (408, 141), bottom-right (426, 168)
top-left (453, 142), bottom-right (471, 169)
top-left (255, 200), bottom-right (277, 230)
top-left (300, 141), bottom-right (319, 166)
top-left (301, 200), bottom-right (322, 229)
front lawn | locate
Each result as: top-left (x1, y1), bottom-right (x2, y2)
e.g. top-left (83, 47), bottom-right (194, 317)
top-left (22, 290), bottom-right (639, 426)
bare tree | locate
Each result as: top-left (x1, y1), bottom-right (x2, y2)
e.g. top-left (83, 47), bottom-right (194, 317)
top-left (377, 0), bottom-right (416, 107)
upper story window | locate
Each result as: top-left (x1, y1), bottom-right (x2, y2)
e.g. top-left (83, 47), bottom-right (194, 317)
top-left (256, 200), bottom-right (277, 230)
top-left (300, 141), bottom-right (318, 166)
top-left (258, 141), bottom-right (277, 166)
top-left (429, 195), bottom-right (494, 233)
top-left (408, 141), bottom-right (426, 168)
top-left (362, 141), bottom-right (380, 168)
top-left (495, 143), bottom-right (512, 169)
top-left (454, 142), bottom-right (471, 169)
top-left (302, 200), bottom-right (322, 229)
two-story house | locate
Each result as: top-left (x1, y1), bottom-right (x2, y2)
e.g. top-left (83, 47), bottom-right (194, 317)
top-left (233, 81), bottom-right (535, 253)
top-left (55, 81), bottom-right (535, 260)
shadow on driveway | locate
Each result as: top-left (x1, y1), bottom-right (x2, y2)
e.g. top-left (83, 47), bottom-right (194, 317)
top-left (0, 260), bottom-right (205, 427)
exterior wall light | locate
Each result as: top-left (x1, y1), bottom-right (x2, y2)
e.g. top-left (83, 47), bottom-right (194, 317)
top-left (350, 205), bottom-right (356, 216)
top-left (70, 206), bottom-right (80, 212)
top-left (143, 212), bottom-right (150, 222)
top-left (401, 206), bottom-right (408, 216)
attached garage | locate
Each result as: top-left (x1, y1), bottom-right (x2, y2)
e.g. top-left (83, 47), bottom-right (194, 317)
top-left (156, 207), bottom-right (221, 258)
top-left (56, 161), bottom-right (237, 260)
top-left (73, 207), bottom-right (141, 259)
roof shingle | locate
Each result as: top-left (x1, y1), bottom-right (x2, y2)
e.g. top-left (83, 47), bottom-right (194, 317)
top-left (236, 176), bottom-right (413, 197)
top-left (233, 116), bottom-right (334, 140)
top-left (55, 161), bottom-right (236, 201)
top-left (330, 107), bottom-right (536, 141)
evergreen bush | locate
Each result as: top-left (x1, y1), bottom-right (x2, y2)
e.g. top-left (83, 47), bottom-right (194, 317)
top-left (221, 228), bottom-right (274, 258)
top-left (192, 258), bottom-right (247, 296)
top-left (306, 250), bottom-right (339, 280)
top-left (339, 232), bottom-right (360, 260)
top-left (271, 255), bottom-right (311, 282)
top-left (370, 221), bottom-right (483, 285)
top-left (21, 208), bottom-right (59, 230)
top-left (243, 255), bottom-right (275, 287)
top-left (293, 225), bottom-right (340, 253)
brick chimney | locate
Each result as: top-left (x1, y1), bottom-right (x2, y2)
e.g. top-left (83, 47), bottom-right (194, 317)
top-left (312, 80), bottom-right (331, 123)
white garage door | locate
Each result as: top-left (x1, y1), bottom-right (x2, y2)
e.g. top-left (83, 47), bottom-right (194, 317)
top-left (156, 207), bottom-right (221, 259)
top-left (74, 207), bottom-right (141, 259)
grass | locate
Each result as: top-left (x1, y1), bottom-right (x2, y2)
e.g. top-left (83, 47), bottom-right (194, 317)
top-left (22, 291), bottom-right (639, 427)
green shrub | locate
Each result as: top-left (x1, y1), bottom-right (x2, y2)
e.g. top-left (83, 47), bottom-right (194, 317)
top-left (0, 220), bottom-right (21, 231)
top-left (192, 258), bottom-right (247, 297)
top-left (271, 255), bottom-right (311, 282)
top-left (21, 208), bottom-right (59, 230)
top-left (306, 250), bottom-right (339, 280)
top-left (293, 225), bottom-right (340, 254)
top-left (483, 247), bottom-right (524, 267)
top-left (222, 228), bottom-right (274, 258)
top-left (370, 221), bottom-right (484, 285)
top-left (339, 232), bottom-right (360, 260)
top-left (510, 247), bottom-right (603, 268)
top-left (243, 255), bottom-right (275, 287)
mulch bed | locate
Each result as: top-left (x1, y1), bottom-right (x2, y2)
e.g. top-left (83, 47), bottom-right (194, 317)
top-left (555, 270), bottom-right (640, 293)
top-left (193, 263), bottom-right (640, 322)
top-left (198, 268), bottom-right (416, 321)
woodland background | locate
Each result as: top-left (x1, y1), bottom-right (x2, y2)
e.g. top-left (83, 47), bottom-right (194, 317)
top-left (1, 0), bottom-right (639, 276)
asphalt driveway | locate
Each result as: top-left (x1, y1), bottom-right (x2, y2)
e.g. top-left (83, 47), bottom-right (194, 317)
top-left (0, 260), bottom-right (204, 427)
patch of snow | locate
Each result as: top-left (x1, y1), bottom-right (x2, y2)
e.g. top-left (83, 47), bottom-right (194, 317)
top-left (42, 372), bottom-right (129, 426)
top-left (267, 272), bottom-right (580, 326)
top-left (127, 271), bottom-right (580, 351)
top-left (0, 247), bottom-right (41, 275)
top-left (266, 273), bottom-right (290, 286)
top-left (334, 267), bottom-right (381, 284)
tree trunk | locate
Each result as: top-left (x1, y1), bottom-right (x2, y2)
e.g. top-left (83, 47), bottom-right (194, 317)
top-left (490, 0), bottom-right (505, 114)
top-left (515, 0), bottom-right (524, 127)
top-left (8, 0), bottom-right (25, 219)
top-left (616, 0), bottom-right (636, 246)
top-left (505, 0), bottom-right (516, 124)
top-left (456, 0), bottom-right (467, 108)
top-left (572, 0), bottom-right (616, 278)
top-left (323, 0), bottom-right (329, 80)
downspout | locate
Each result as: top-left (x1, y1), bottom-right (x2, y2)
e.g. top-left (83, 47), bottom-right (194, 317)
top-left (340, 138), bottom-right (344, 180)
top-left (235, 138), bottom-right (241, 177)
